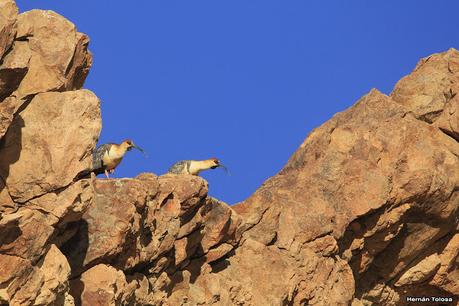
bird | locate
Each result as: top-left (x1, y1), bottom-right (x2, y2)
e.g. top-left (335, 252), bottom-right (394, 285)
top-left (168, 158), bottom-right (229, 176)
top-left (91, 139), bottom-right (146, 178)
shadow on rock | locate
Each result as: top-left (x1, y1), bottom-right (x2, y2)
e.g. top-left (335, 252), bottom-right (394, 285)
top-left (60, 219), bottom-right (89, 278)
top-left (0, 113), bottom-right (24, 192)
top-left (0, 217), bottom-right (21, 247)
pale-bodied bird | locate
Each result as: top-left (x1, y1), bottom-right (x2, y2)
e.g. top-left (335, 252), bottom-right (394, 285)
top-left (168, 158), bottom-right (229, 176)
top-left (91, 139), bottom-right (146, 178)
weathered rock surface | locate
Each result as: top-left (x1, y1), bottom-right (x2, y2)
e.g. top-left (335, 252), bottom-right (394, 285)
top-left (0, 0), bottom-right (17, 61)
top-left (64, 174), bottom-right (242, 305)
top-left (232, 49), bottom-right (459, 305)
top-left (391, 48), bottom-right (459, 126)
top-left (0, 2), bottom-right (92, 139)
top-left (71, 264), bottom-right (131, 306)
top-left (0, 179), bottom-right (93, 304)
top-left (0, 1), bottom-right (458, 305)
top-left (0, 90), bottom-right (101, 203)
top-left (430, 233), bottom-right (459, 294)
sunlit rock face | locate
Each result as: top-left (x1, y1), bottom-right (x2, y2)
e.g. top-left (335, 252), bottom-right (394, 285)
top-left (0, 1), bottom-right (458, 304)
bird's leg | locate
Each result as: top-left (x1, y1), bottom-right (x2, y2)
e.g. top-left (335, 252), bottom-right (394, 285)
top-left (105, 169), bottom-right (110, 178)
top-left (110, 169), bottom-right (115, 175)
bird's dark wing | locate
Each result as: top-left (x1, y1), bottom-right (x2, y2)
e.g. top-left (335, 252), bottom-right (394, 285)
top-left (73, 144), bottom-right (113, 180)
top-left (91, 143), bottom-right (113, 171)
top-left (168, 160), bottom-right (188, 174)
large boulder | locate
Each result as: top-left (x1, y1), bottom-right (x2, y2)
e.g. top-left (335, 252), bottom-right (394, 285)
top-left (71, 264), bottom-right (131, 306)
top-left (8, 245), bottom-right (73, 306)
top-left (391, 48), bottom-right (459, 125)
top-left (0, 90), bottom-right (101, 203)
top-left (0, 0), bottom-right (17, 61)
top-left (64, 173), bottom-right (241, 280)
top-left (232, 50), bottom-right (459, 305)
top-left (0, 7), bottom-right (92, 139)
top-left (0, 179), bottom-right (93, 305)
top-left (1, 2), bottom-right (458, 305)
top-left (14, 10), bottom-right (92, 97)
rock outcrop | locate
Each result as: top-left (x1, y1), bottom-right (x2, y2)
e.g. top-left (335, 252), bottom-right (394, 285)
top-left (0, 1), bottom-right (458, 305)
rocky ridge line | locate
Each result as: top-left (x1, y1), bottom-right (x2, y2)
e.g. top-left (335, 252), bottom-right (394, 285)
top-left (0, 1), bottom-right (458, 305)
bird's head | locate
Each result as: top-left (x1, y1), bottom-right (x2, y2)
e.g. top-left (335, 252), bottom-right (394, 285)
top-left (208, 157), bottom-right (230, 174)
top-left (209, 157), bottom-right (220, 169)
top-left (122, 139), bottom-right (146, 155)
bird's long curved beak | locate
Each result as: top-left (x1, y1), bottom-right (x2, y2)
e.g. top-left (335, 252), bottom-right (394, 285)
top-left (218, 163), bottom-right (230, 175)
top-left (133, 144), bottom-right (148, 157)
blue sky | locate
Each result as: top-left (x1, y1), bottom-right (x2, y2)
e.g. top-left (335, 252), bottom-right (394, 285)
top-left (16, 1), bottom-right (459, 204)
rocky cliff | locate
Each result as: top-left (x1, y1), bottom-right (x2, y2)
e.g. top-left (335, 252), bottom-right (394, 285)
top-left (0, 1), bottom-right (458, 305)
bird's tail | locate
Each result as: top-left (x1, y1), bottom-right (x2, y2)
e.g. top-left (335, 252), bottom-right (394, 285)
top-left (73, 168), bottom-right (92, 181)
top-left (73, 167), bottom-right (105, 182)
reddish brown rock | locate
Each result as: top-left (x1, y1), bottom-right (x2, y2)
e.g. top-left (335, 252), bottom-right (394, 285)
top-left (0, 254), bottom-right (31, 295)
top-left (14, 10), bottom-right (92, 97)
top-left (0, 97), bottom-right (20, 139)
top-left (31, 245), bottom-right (72, 306)
top-left (200, 197), bottom-right (242, 252)
top-left (166, 237), bottom-right (354, 306)
top-left (62, 173), bottom-right (245, 304)
top-left (124, 273), bottom-right (151, 306)
top-left (0, 179), bottom-right (93, 305)
top-left (392, 49), bottom-right (459, 157)
top-left (0, 180), bottom-right (92, 261)
top-left (434, 96), bottom-right (459, 142)
top-left (0, 41), bottom-right (30, 137)
top-left (0, 177), bottom-right (15, 216)
top-left (64, 174), bottom-right (240, 275)
top-left (231, 50), bottom-right (459, 305)
top-left (3, 245), bottom-right (72, 306)
top-left (0, 41), bottom-right (30, 101)
top-left (65, 174), bottom-right (185, 272)
top-left (391, 48), bottom-right (459, 124)
top-left (0, 3), bottom-right (99, 305)
top-left (65, 174), bottom-right (162, 274)
top-left (430, 234), bottom-right (459, 294)
top-left (72, 264), bottom-right (131, 306)
top-left (27, 179), bottom-right (94, 225)
top-left (7, 265), bottom-right (44, 306)
top-left (0, 90), bottom-right (101, 203)
top-left (0, 0), bottom-right (17, 60)
top-left (0, 5), bottom-right (92, 139)
top-left (1, 3), bottom-right (458, 305)
top-left (395, 254), bottom-right (441, 287)
top-left (204, 242), bottom-right (233, 263)
top-left (0, 209), bottom-right (56, 261)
